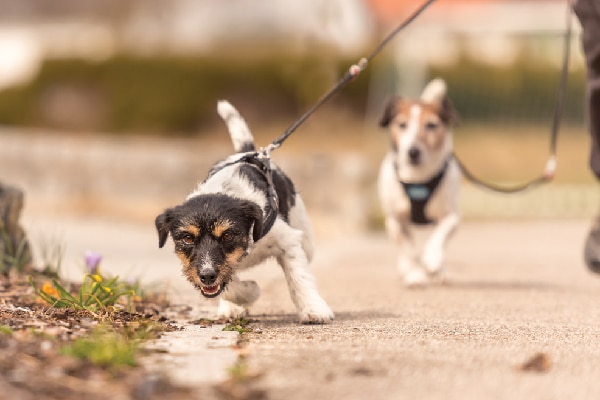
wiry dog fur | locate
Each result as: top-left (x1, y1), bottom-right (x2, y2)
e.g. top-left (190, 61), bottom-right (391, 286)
top-left (155, 101), bottom-right (334, 323)
top-left (378, 78), bottom-right (461, 286)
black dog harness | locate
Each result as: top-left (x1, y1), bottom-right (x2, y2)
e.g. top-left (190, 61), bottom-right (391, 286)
top-left (206, 153), bottom-right (279, 240)
top-left (242, 154), bottom-right (279, 238)
top-left (397, 159), bottom-right (450, 225)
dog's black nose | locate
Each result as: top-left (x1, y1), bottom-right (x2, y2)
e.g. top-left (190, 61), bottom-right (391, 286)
top-left (199, 269), bottom-right (218, 285)
top-left (408, 147), bottom-right (421, 165)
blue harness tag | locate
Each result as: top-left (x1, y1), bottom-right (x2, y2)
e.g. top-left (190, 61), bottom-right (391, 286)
top-left (406, 185), bottom-right (430, 201)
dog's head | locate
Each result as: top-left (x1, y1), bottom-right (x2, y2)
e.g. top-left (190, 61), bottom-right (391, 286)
top-left (379, 78), bottom-right (459, 180)
top-left (155, 194), bottom-right (263, 298)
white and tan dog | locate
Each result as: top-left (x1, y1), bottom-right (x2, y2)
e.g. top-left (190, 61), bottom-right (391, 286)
top-left (378, 78), bottom-right (461, 286)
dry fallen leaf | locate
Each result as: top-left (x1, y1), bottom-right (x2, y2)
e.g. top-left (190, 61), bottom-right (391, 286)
top-left (518, 352), bottom-right (552, 373)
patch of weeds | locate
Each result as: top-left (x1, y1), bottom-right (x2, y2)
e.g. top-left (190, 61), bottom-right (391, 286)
top-left (228, 358), bottom-right (252, 383)
top-left (223, 317), bottom-right (254, 334)
top-left (121, 320), bottom-right (166, 341)
top-left (30, 251), bottom-right (148, 313)
top-left (60, 319), bottom-right (171, 370)
top-left (0, 325), bottom-right (13, 335)
top-left (37, 235), bottom-right (65, 278)
top-left (0, 228), bottom-right (31, 275)
top-left (60, 326), bottom-right (139, 369)
top-left (30, 273), bottom-right (134, 312)
top-left (215, 357), bottom-right (266, 399)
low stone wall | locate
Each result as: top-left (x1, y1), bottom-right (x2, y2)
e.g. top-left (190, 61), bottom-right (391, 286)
top-left (0, 129), bottom-right (376, 237)
top-left (0, 183), bottom-right (32, 272)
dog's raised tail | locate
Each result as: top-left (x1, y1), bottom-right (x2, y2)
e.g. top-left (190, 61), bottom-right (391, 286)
top-left (420, 78), bottom-right (447, 104)
top-left (217, 100), bottom-right (256, 153)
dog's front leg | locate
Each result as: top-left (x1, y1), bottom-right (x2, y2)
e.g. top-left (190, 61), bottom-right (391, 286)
top-left (277, 232), bottom-right (334, 324)
top-left (385, 215), bottom-right (427, 286)
top-left (422, 212), bottom-right (460, 276)
top-left (217, 276), bottom-right (260, 320)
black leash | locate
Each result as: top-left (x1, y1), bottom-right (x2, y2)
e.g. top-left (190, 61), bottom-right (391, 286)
top-left (253, 0), bottom-right (571, 195)
top-left (261, 0), bottom-right (438, 155)
top-left (452, 0), bottom-right (573, 193)
top-left (231, 0), bottom-right (438, 238)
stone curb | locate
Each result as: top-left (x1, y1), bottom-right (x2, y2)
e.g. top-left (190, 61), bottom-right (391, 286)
top-left (142, 322), bottom-right (240, 387)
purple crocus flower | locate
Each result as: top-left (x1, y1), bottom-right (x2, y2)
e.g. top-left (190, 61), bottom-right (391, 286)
top-left (84, 251), bottom-right (102, 275)
top-left (126, 276), bottom-right (139, 286)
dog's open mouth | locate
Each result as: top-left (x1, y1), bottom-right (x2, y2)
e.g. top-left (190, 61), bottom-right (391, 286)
top-left (200, 283), bottom-right (225, 298)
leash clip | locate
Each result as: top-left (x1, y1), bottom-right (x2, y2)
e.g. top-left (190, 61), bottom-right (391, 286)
top-left (349, 57), bottom-right (368, 77)
top-left (544, 156), bottom-right (557, 180)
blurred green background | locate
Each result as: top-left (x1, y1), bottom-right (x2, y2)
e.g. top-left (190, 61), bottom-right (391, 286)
top-left (0, 52), bottom-right (585, 134)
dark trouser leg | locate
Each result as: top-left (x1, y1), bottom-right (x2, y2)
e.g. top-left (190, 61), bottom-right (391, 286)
top-left (575, 0), bottom-right (600, 272)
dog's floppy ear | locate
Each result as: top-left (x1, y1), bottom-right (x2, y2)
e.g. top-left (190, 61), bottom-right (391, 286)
top-left (379, 96), bottom-right (401, 128)
top-left (240, 201), bottom-right (264, 242)
top-left (440, 96), bottom-right (460, 127)
top-left (155, 210), bottom-right (173, 248)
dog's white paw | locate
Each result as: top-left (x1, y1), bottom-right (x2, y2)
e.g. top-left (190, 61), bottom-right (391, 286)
top-left (403, 267), bottom-right (429, 287)
top-left (422, 249), bottom-right (444, 275)
top-left (298, 299), bottom-right (334, 324)
top-left (397, 256), bottom-right (417, 276)
top-left (217, 299), bottom-right (248, 320)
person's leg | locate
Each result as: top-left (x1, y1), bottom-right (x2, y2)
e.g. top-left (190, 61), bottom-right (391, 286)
top-left (574, 0), bottom-right (600, 273)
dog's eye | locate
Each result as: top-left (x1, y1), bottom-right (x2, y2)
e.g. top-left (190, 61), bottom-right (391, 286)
top-left (397, 122), bottom-right (408, 130)
top-left (425, 121), bottom-right (439, 130)
top-left (221, 231), bottom-right (233, 242)
top-left (180, 234), bottom-right (195, 245)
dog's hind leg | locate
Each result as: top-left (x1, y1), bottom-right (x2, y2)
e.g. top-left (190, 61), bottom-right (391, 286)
top-left (218, 277), bottom-right (261, 320)
top-left (287, 197), bottom-right (315, 262)
top-left (275, 228), bottom-right (333, 324)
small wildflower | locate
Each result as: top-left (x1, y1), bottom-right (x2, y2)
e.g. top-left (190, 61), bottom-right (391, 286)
top-left (42, 281), bottom-right (59, 298)
top-left (103, 286), bottom-right (112, 294)
top-left (126, 276), bottom-right (138, 286)
top-left (84, 251), bottom-right (102, 275)
top-left (90, 274), bottom-right (103, 283)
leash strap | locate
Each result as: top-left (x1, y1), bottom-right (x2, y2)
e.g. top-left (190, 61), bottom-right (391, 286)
top-left (253, 0), bottom-right (571, 196)
top-left (453, 0), bottom-right (573, 193)
top-left (263, 0), bottom-right (438, 154)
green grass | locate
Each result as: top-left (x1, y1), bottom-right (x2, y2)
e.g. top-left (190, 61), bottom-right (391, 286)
top-left (37, 236), bottom-right (65, 278)
top-left (0, 325), bottom-right (13, 336)
top-left (222, 317), bottom-right (254, 334)
top-left (0, 228), bottom-right (31, 275)
top-left (30, 273), bottom-right (136, 312)
top-left (60, 327), bottom-right (139, 369)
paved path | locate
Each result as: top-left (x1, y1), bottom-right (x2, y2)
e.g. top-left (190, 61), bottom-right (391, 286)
top-left (242, 219), bottom-right (600, 400)
top-left (23, 216), bottom-right (600, 399)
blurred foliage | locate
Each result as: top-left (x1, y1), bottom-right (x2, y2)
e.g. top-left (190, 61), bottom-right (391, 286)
top-left (0, 55), bottom-right (370, 134)
top-left (0, 53), bottom-right (584, 134)
top-left (429, 56), bottom-right (585, 126)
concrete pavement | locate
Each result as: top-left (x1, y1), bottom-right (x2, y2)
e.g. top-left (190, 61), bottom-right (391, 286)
top-left (243, 219), bottom-right (600, 400)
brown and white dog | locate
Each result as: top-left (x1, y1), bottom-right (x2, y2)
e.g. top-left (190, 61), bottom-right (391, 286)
top-left (377, 78), bottom-right (461, 286)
